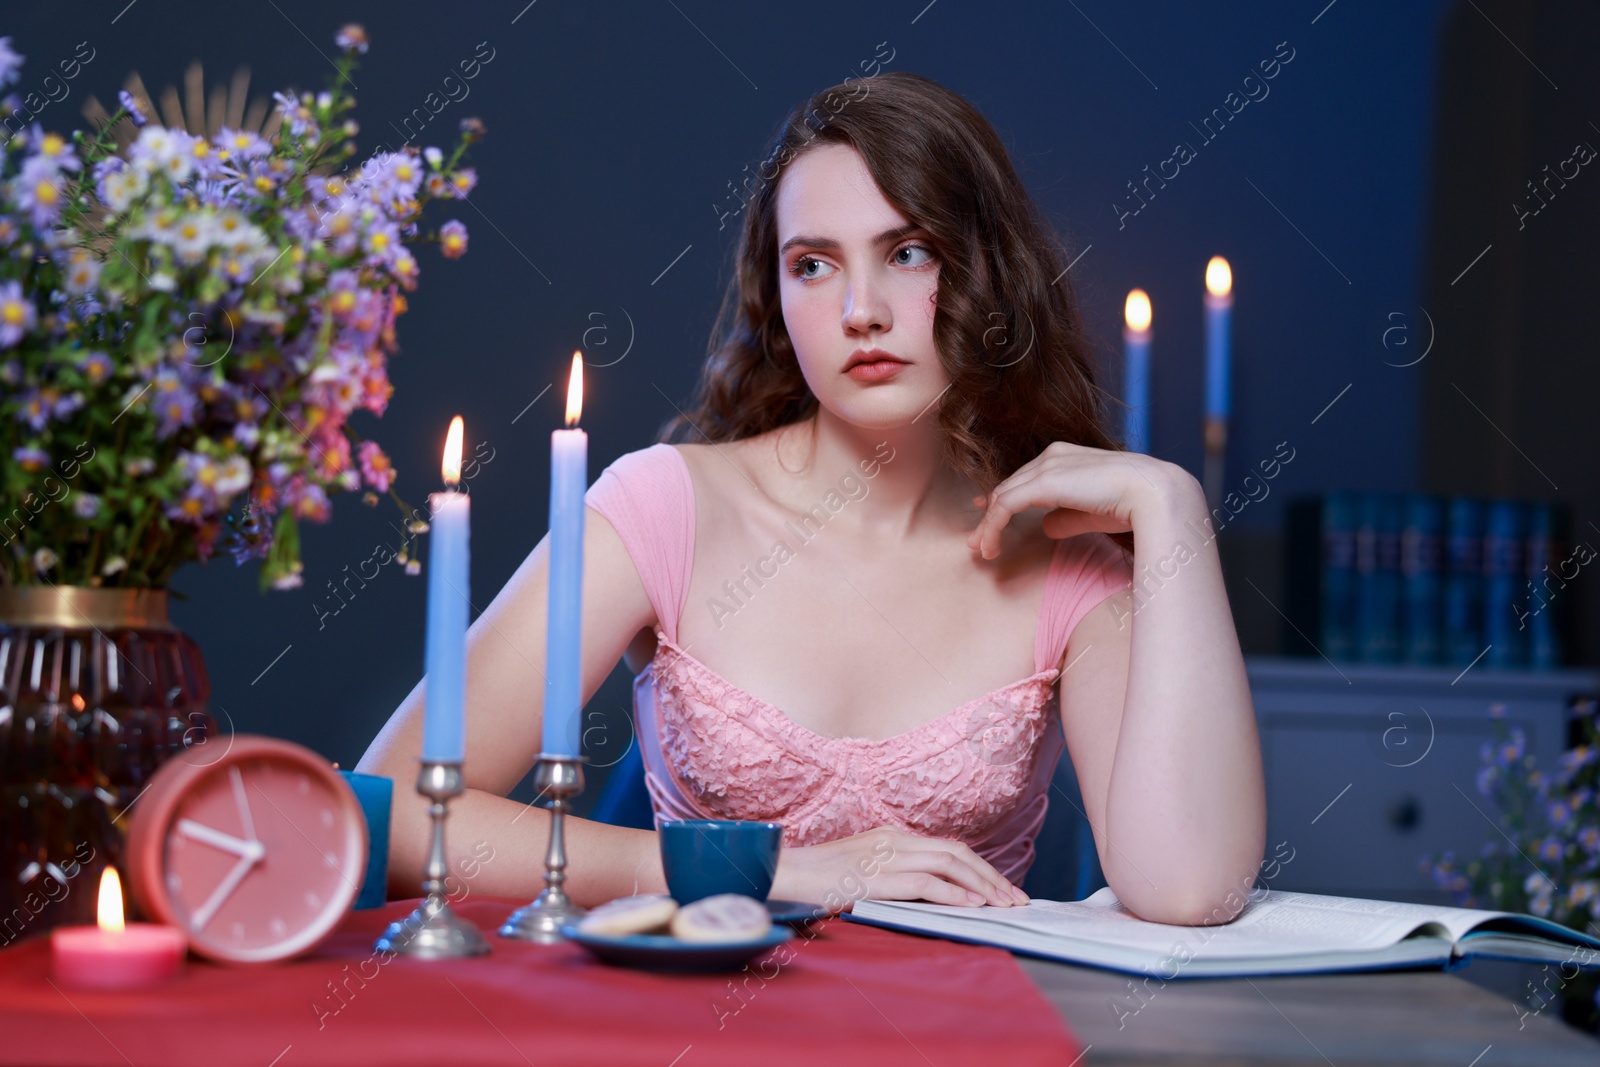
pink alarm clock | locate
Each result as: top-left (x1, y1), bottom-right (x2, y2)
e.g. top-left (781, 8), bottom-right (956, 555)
top-left (126, 734), bottom-right (367, 964)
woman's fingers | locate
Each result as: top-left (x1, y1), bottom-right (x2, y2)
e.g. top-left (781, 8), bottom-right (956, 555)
top-left (967, 470), bottom-right (1058, 559)
top-left (872, 871), bottom-right (988, 907)
top-left (912, 837), bottom-right (1027, 904)
top-left (906, 850), bottom-right (1014, 905)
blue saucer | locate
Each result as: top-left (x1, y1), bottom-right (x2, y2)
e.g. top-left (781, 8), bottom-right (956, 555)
top-left (560, 924), bottom-right (794, 973)
top-left (765, 899), bottom-right (828, 926)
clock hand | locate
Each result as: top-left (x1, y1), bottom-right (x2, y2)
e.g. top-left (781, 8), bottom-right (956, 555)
top-left (177, 818), bottom-right (260, 859)
top-left (187, 851), bottom-right (259, 932)
top-left (230, 765), bottom-right (259, 843)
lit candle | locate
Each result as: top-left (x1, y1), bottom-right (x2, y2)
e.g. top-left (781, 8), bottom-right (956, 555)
top-left (1123, 289), bottom-right (1152, 454)
top-left (1203, 256), bottom-right (1233, 508)
top-left (543, 353), bottom-right (587, 757)
top-left (1204, 256), bottom-right (1232, 426)
top-left (423, 415), bottom-right (470, 763)
top-left (51, 868), bottom-right (185, 990)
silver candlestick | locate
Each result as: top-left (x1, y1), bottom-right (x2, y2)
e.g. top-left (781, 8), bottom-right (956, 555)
top-left (499, 753), bottom-right (587, 942)
top-left (375, 760), bottom-right (491, 958)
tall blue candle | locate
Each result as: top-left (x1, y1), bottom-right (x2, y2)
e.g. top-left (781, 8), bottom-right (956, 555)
top-left (1122, 288), bottom-right (1151, 454)
top-left (422, 416), bottom-right (470, 763)
top-left (542, 353), bottom-right (587, 757)
top-left (1204, 256), bottom-right (1233, 422)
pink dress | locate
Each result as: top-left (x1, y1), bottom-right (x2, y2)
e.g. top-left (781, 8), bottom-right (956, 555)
top-left (584, 443), bottom-right (1133, 883)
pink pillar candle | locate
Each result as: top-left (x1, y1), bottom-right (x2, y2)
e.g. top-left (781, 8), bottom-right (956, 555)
top-left (51, 922), bottom-right (186, 989)
top-left (51, 868), bottom-right (186, 990)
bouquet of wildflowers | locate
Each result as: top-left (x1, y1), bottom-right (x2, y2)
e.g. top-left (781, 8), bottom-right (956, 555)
top-left (1425, 699), bottom-right (1600, 1029)
top-left (0, 25), bottom-right (477, 592)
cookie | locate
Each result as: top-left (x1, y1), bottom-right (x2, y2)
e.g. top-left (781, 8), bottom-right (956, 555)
top-left (576, 894), bottom-right (679, 936)
top-left (669, 893), bottom-right (773, 943)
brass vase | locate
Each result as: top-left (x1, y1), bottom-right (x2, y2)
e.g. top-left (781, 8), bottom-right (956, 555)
top-left (0, 587), bottom-right (215, 943)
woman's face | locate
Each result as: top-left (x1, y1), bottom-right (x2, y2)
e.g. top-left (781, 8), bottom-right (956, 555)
top-left (774, 143), bottom-right (946, 430)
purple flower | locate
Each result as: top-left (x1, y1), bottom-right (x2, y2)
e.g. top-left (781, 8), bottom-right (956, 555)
top-left (0, 38), bottom-right (21, 89)
top-left (77, 351), bottom-right (114, 386)
top-left (335, 24), bottom-right (370, 54)
top-left (11, 445), bottom-right (48, 472)
top-left (118, 90), bottom-right (147, 128)
top-left (215, 127), bottom-right (270, 163)
top-left (15, 156), bottom-right (66, 228)
top-left (150, 367), bottom-right (198, 438)
top-left (166, 492), bottom-right (208, 524)
top-left (439, 219), bottom-right (468, 259)
top-left (357, 440), bottom-right (394, 492)
top-left (60, 248), bottom-right (101, 295)
top-left (0, 280), bottom-right (35, 347)
top-left (361, 220), bottom-right (402, 266)
top-left (28, 128), bottom-right (81, 172)
top-left (273, 92), bottom-right (319, 141)
top-left (449, 167), bottom-right (477, 199)
top-left (15, 384), bottom-right (82, 430)
top-left (290, 480), bottom-right (330, 522)
top-left (98, 161), bottom-right (149, 213)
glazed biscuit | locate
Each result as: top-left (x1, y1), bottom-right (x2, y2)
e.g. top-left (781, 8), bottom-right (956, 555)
top-left (576, 894), bottom-right (679, 936)
top-left (669, 893), bottom-right (772, 943)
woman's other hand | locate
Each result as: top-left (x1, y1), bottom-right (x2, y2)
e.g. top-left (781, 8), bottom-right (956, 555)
top-left (965, 441), bottom-right (1192, 559)
top-left (771, 825), bottom-right (1029, 914)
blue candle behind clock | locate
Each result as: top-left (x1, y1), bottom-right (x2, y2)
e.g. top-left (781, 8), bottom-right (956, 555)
top-left (422, 415), bottom-right (470, 763)
top-left (542, 353), bottom-right (587, 757)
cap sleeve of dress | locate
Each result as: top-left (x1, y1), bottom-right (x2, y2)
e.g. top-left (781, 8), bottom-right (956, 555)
top-left (1034, 532), bottom-right (1134, 674)
top-left (583, 443), bottom-right (695, 644)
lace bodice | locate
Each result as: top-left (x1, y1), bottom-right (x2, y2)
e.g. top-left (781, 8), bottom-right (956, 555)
top-left (586, 443), bottom-right (1132, 884)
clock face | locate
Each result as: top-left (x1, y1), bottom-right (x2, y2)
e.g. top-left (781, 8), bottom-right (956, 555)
top-left (128, 735), bottom-right (367, 964)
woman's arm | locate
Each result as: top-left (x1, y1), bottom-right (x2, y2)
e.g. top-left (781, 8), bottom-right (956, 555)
top-left (355, 506), bottom-right (669, 907)
top-left (1061, 471), bottom-right (1266, 924)
top-left (970, 446), bottom-right (1267, 924)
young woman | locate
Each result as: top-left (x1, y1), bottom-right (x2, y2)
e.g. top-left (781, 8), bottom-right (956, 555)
top-left (358, 72), bottom-right (1266, 923)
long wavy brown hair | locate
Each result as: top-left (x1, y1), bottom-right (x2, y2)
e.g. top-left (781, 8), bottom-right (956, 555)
top-left (659, 71), bottom-right (1133, 555)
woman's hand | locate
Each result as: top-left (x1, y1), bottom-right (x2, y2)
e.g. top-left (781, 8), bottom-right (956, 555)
top-left (770, 825), bottom-right (1029, 915)
top-left (965, 441), bottom-right (1194, 559)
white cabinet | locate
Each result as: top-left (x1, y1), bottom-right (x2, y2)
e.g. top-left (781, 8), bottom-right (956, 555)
top-left (1247, 657), bottom-right (1599, 902)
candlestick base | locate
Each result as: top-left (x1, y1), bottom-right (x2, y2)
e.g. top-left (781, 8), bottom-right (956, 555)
top-left (376, 895), bottom-right (491, 959)
top-left (376, 760), bottom-right (490, 959)
top-left (499, 753), bottom-right (587, 943)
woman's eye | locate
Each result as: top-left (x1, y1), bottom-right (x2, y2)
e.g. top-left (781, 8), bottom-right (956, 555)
top-left (893, 244), bottom-right (935, 268)
top-left (788, 255), bottom-right (834, 281)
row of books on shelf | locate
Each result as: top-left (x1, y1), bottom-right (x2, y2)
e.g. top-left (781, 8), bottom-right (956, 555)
top-left (1283, 492), bottom-right (1587, 670)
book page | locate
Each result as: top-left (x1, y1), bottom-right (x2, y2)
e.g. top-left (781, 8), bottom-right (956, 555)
top-left (869, 888), bottom-right (1509, 960)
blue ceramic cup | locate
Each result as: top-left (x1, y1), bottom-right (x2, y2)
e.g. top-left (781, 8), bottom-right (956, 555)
top-left (659, 819), bottom-right (782, 904)
top-left (337, 770), bottom-right (392, 910)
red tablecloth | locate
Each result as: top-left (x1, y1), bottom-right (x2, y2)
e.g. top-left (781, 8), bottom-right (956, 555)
top-left (0, 896), bottom-right (1080, 1066)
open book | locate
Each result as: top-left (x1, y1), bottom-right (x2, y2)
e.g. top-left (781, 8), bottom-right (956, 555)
top-left (846, 887), bottom-right (1600, 978)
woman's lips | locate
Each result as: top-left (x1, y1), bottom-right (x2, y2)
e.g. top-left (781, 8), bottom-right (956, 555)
top-left (844, 358), bottom-right (909, 382)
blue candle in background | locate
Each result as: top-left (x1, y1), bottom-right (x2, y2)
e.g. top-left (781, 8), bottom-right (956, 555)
top-left (1122, 288), bottom-right (1151, 454)
top-left (422, 415), bottom-right (470, 763)
top-left (542, 353), bottom-right (587, 757)
top-left (1204, 256), bottom-right (1233, 422)
top-left (337, 770), bottom-right (392, 910)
